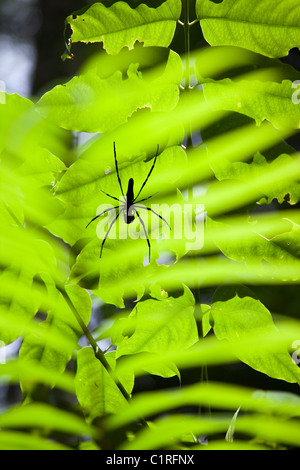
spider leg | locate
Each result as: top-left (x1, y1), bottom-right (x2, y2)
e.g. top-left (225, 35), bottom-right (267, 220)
top-left (86, 206), bottom-right (118, 228)
top-left (113, 141), bottom-right (125, 198)
top-left (135, 205), bottom-right (171, 229)
top-left (133, 144), bottom-right (159, 202)
top-left (100, 189), bottom-right (121, 203)
top-left (135, 192), bottom-right (158, 204)
top-left (135, 210), bottom-right (151, 263)
top-left (100, 208), bottom-right (123, 258)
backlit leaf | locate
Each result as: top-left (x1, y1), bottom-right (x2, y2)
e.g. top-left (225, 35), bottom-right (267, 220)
top-left (116, 285), bottom-right (197, 356)
top-left (37, 50), bottom-right (182, 133)
top-left (202, 78), bottom-right (300, 129)
top-left (196, 0), bottom-right (300, 58)
top-left (75, 347), bottom-right (132, 422)
top-left (210, 295), bottom-right (300, 384)
top-left (66, 0), bottom-right (182, 55)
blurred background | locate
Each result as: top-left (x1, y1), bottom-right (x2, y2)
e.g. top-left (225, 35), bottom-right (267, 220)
top-left (0, 0), bottom-right (91, 97)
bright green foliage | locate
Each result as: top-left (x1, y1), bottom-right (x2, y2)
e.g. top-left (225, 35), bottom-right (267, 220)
top-left (19, 282), bottom-right (91, 393)
top-left (0, 431), bottom-right (71, 450)
top-left (1, 0), bottom-right (300, 452)
top-left (116, 285), bottom-right (197, 355)
top-left (196, 0), bottom-right (300, 58)
top-left (106, 381), bottom-right (300, 430)
top-left (202, 79), bottom-right (300, 129)
top-left (210, 294), bottom-right (300, 384)
top-left (75, 347), bottom-right (133, 422)
top-left (110, 286), bottom-right (196, 379)
top-left (37, 50), bottom-right (183, 133)
top-left (207, 216), bottom-right (300, 267)
top-left (0, 359), bottom-right (75, 393)
top-left (208, 152), bottom-right (300, 205)
top-left (0, 402), bottom-right (95, 437)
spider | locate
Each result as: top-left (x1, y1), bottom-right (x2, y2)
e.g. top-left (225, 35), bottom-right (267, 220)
top-left (86, 142), bottom-right (170, 261)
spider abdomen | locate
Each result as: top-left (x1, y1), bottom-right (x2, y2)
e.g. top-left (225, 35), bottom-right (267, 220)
top-left (124, 177), bottom-right (135, 224)
top-left (126, 178), bottom-right (134, 203)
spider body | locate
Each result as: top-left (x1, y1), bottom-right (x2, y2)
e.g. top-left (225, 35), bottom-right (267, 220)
top-left (86, 142), bottom-right (170, 261)
top-left (125, 178), bottom-right (135, 224)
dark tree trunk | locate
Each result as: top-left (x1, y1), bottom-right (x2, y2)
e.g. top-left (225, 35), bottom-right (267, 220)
top-left (32, 0), bottom-right (90, 96)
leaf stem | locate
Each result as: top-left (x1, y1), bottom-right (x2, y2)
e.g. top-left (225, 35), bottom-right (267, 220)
top-left (182, 1), bottom-right (202, 308)
top-left (183, 0), bottom-right (191, 93)
top-left (189, 18), bottom-right (198, 27)
top-left (58, 285), bottom-right (131, 402)
top-left (183, 0), bottom-right (193, 198)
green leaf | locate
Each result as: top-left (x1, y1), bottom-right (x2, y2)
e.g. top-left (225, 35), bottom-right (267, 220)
top-left (0, 94), bottom-right (67, 184)
top-left (0, 431), bottom-right (70, 450)
top-left (70, 247), bottom-right (300, 310)
top-left (207, 216), bottom-right (300, 267)
top-left (110, 314), bottom-right (138, 346)
top-left (114, 315), bottom-right (300, 381)
top-left (210, 152), bottom-right (300, 205)
top-left (195, 46), bottom-right (300, 85)
top-left (212, 295), bottom-right (276, 338)
top-left (0, 403), bottom-right (95, 438)
top-left (201, 304), bottom-right (212, 337)
top-left (199, 109), bottom-right (296, 176)
top-left (37, 50), bottom-right (182, 133)
top-left (107, 380), bottom-right (300, 431)
top-left (105, 350), bottom-right (135, 395)
top-left (210, 295), bottom-right (300, 384)
top-left (202, 142), bottom-right (300, 219)
top-left (212, 285), bottom-right (259, 303)
top-left (0, 359), bottom-right (75, 394)
top-left (148, 282), bottom-right (170, 300)
top-left (120, 414), bottom-right (230, 450)
top-left (19, 282), bottom-right (91, 392)
top-left (196, 0), bottom-right (300, 58)
top-left (255, 155), bottom-right (300, 205)
top-left (0, 93), bottom-right (32, 153)
top-left (66, 0), bottom-right (182, 55)
top-left (236, 414), bottom-right (300, 447)
top-left (0, 93), bottom-right (68, 235)
top-left (116, 285), bottom-right (197, 357)
top-left (142, 357), bottom-right (180, 380)
top-left (79, 440), bottom-right (101, 450)
top-left (75, 347), bottom-right (132, 422)
top-left (0, 269), bottom-right (39, 345)
top-left (69, 237), bottom-right (145, 308)
top-left (225, 407), bottom-right (241, 442)
top-left (202, 78), bottom-right (300, 129)
top-left (0, 237), bottom-right (58, 345)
